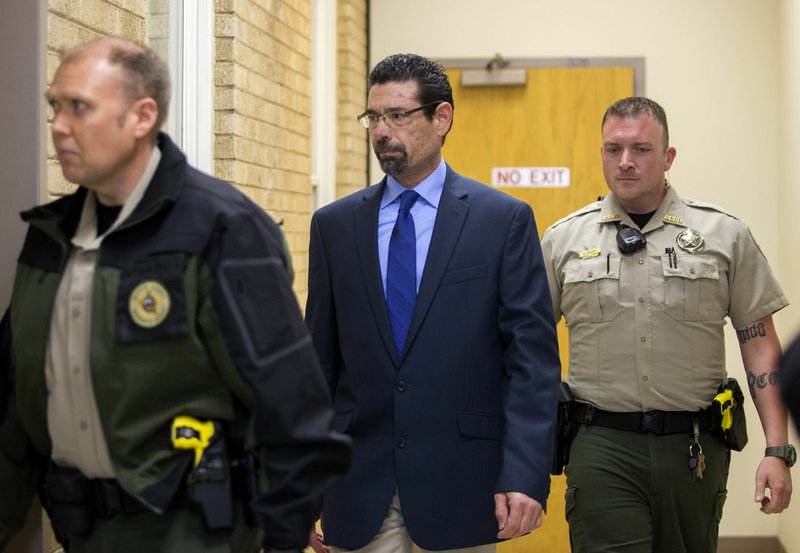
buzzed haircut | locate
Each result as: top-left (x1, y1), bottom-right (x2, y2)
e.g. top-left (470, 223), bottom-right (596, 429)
top-left (602, 96), bottom-right (670, 149)
top-left (62, 37), bottom-right (171, 136)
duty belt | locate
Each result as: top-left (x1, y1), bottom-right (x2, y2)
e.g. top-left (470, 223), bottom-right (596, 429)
top-left (572, 403), bottom-right (712, 435)
top-left (42, 464), bottom-right (190, 519)
top-left (89, 478), bottom-right (149, 517)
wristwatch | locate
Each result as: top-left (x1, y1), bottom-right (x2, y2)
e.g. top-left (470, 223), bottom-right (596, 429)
top-left (764, 444), bottom-right (796, 467)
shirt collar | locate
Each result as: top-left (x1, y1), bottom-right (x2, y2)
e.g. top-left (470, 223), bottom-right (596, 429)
top-left (599, 185), bottom-right (688, 232)
top-left (381, 158), bottom-right (446, 209)
top-left (72, 145), bottom-right (162, 249)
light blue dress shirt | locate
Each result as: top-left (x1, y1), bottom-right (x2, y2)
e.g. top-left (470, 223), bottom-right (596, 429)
top-left (378, 159), bottom-right (446, 295)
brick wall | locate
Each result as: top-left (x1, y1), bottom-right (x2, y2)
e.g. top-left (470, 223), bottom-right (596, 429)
top-left (337, 0), bottom-right (369, 198)
top-left (215, 0), bottom-right (316, 300)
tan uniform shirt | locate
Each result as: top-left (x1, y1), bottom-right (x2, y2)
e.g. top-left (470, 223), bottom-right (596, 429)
top-left (541, 185), bottom-right (788, 412)
top-left (47, 147), bottom-right (161, 478)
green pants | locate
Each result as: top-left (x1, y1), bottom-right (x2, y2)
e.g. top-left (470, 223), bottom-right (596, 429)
top-left (565, 425), bottom-right (729, 553)
top-left (65, 504), bottom-right (261, 553)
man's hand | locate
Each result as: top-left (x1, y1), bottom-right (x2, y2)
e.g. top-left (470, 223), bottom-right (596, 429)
top-left (494, 491), bottom-right (543, 539)
top-left (755, 456), bottom-right (792, 513)
top-left (308, 527), bottom-right (330, 553)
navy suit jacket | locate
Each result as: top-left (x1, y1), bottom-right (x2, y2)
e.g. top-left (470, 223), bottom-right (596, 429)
top-left (306, 166), bottom-right (560, 550)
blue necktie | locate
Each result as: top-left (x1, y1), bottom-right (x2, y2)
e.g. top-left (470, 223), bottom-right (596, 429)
top-left (386, 190), bottom-right (420, 356)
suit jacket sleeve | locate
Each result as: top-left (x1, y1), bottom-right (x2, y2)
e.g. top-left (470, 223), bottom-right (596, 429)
top-left (495, 202), bottom-right (561, 505)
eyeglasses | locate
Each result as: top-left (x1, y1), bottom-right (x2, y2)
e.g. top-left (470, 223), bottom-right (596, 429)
top-left (356, 101), bottom-right (441, 129)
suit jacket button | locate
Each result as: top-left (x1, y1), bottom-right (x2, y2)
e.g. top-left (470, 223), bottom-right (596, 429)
top-left (396, 437), bottom-right (406, 448)
top-left (397, 380), bottom-right (407, 392)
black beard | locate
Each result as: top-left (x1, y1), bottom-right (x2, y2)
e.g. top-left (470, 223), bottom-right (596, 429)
top-left (379, 155), bottom-right (408, 177)
top-left (375, 140), bottom-right (408, 176)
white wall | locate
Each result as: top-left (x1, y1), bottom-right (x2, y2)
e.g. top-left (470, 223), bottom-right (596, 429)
top-left (370, 0), bottom-right (799, 545)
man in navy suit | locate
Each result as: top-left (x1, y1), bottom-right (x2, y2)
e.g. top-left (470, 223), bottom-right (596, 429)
top-left (306, 53), bottom-right (561, 553)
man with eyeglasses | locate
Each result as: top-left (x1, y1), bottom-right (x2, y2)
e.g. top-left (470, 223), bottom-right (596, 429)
top-left (541, 96), bottom-right (793, 553)
top-left (305, 53), bottom-right (560, 553)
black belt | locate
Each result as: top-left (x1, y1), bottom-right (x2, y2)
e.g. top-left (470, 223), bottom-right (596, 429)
top-left (572, 403), bottom-right (712, 435)
top-left (89, 477), bottom-right (194, 518)
top-left (42, 465), bottom-right (194, 542)
top-left (43, 464), bottom-right (190, 519)
top-left (88, 478), bottom-right (150, 517)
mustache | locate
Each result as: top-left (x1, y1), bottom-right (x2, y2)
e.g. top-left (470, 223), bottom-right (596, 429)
top-left (375, 140), bottom-right (405, 154)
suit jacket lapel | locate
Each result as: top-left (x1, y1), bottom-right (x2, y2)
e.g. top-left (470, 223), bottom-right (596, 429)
top-left (354, 180), bottom-right (399, 365)
top-left (403, 169), bottom-right (469, 358)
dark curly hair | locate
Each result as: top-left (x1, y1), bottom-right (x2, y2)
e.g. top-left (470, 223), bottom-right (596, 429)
top-left (368, 53), bottom-right (454, 125)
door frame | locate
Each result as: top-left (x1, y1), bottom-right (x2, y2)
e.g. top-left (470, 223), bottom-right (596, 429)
top-left (438, 56), bottom-right (645, 96)
top-left (0, 0), bottom-right (47, 310)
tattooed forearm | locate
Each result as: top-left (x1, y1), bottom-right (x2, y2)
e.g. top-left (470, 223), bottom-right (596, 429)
top-left (736, 322), bottom-right (767, 344)
top-left (746, 370), bottom-right (780, 397)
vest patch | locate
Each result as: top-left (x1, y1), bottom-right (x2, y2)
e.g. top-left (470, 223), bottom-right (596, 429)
top-left (129, 280), bottom-right (171, 328)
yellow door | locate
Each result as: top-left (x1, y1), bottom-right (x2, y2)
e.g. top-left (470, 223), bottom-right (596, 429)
top-left (443, 65), bottom-right (635, 553)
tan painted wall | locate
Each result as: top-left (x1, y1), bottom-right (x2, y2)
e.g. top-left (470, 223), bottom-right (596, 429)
top-left (777, 1), bottom-right (800, 551)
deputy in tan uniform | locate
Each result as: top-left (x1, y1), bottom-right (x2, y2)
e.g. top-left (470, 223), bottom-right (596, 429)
top-left (541, 96), bottom-right (793, 553)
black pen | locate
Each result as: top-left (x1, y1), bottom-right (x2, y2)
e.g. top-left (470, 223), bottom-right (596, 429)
top-left (607, 253), bottom-right (610, 274)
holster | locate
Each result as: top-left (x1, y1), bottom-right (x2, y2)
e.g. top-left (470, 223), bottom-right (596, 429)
top-left (39, 465), bottom-right (94, 547)
top-left (187, 422), bottom-right (234, 530)
top-left (710, 377), bottom-right (748, 451)
top-left (550, 381), bottom-right (576, 475)
top-left (229, 441), bottom-right (260, 527)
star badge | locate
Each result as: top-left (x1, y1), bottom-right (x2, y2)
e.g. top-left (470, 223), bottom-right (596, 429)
top-left (676, 229), bottom-right (704, 253)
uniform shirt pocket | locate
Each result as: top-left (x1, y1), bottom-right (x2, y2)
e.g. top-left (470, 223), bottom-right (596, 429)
top-left (562, 256), bottom-right (622, 323)
top-left (661, 254), bottom-right (725, 321)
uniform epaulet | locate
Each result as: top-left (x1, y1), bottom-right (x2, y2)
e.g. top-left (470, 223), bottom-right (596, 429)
top-left (547, 201), bottom-right (603, 231)
top-left (681, 197), bottom-right (741, 221)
